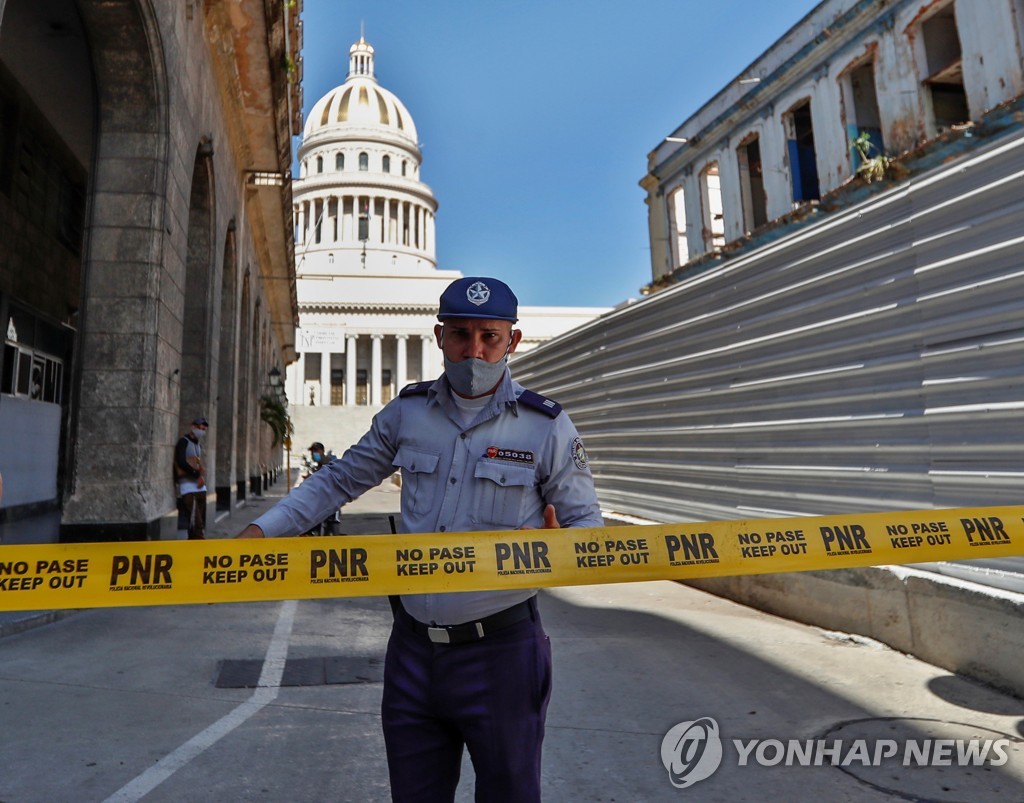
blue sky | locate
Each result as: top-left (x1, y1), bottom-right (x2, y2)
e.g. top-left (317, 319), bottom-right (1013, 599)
top-left (297, 0), bottom-right (820, 307)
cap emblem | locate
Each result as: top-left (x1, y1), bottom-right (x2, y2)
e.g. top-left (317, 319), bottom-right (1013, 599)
top-left (467, 281), bottom-right (490, 306)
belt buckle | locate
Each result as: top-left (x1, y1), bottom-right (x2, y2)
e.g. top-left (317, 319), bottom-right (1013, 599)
top-left (427, 626), bottom-right (450, 644)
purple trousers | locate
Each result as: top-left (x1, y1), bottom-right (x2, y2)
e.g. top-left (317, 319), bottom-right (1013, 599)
top-left (381, 598), bottom-right (552, 802)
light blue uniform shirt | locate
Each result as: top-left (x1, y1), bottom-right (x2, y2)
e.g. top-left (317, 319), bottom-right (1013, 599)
top-left (252, 370), bottom-right (603, 625)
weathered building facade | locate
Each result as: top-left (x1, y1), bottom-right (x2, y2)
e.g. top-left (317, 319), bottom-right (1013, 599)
top-left (643, 0), bottom-right (1024, 283)
top-left (0, 0), bottom-right (301, 541)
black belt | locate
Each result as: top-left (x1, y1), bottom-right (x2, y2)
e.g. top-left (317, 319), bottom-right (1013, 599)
top-left (396, 598), bottom-right (534, 645)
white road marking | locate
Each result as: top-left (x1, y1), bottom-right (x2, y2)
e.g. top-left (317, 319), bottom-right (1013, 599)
top-left (102, 600), bottom-right (298, 802)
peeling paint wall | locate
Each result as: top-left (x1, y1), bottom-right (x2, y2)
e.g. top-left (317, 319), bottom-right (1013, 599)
top-left (644, 0), bottom-right (1024, 282)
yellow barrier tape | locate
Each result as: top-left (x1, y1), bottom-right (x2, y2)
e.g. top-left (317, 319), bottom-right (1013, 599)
top-left (1, 506), bottom-right (1022, 612)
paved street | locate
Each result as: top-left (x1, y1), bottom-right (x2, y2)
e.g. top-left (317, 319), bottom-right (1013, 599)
top-left (1, 480), bottom-right (1022, 802)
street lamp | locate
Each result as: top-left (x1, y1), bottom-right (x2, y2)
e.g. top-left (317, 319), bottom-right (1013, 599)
top-left (268, 366), bottom-right (281, 387)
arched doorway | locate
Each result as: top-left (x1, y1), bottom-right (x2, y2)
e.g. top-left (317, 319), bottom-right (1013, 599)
top-left (1, 0), bottom-right (169, 542)
top-left (178, 142), bottom-right (216, 456)
top-left (215, 222), bottom-right (238, 511)
top-left (235, 270), bottom-right (251, 501)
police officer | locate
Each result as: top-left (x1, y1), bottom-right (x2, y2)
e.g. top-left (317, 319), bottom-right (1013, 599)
top-left (237, 276), bottom-right (602, 802)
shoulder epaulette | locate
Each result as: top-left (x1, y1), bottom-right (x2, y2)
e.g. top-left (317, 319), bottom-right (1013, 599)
top-left (399, 381), bottom-right (433, 398)
top-left (516, 389), bottom-right (562, 418)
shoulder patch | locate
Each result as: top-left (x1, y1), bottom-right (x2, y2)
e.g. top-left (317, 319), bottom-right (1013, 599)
top-left (516, 389), bottom-right (562, 418)
top-left (399, 381), bottom-right (433, 398)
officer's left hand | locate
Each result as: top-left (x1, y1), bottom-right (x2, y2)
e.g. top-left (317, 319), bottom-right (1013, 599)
top-left (520, 504), bottom-right (560, 530)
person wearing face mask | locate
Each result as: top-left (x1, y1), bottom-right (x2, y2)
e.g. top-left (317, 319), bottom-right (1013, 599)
top-left (303, 442), bottom-right (342, 535)
top-left (174, 416), bottom-right (208, 540)
top-left (237, 276), bottom-right (602, 802)
top-left (306, 441), bottom-right (332, 475)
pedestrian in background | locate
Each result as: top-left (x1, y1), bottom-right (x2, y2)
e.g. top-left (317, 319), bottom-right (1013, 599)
top-left (304, 441), bottom-right (341, 535)
top-left (175, 416), bottom-right (208, 540)
top-left (237, 277), bottom-right (602, 802)
top-left (304, 441), bottom-right (333, 477)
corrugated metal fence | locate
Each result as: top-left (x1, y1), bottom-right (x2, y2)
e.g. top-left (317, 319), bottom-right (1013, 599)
top-left (513, 129), bottom-right (1024, 524)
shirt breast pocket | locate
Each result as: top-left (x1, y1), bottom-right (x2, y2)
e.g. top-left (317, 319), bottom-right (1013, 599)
top-left (392, 446), bottom-right (440, 516)
top-left (473, 461), bottom-right (537, 529)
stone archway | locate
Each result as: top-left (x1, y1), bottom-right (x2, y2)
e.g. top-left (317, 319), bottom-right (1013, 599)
top-left (215, 222), bottom-right (238, 511)
top-left (235, 270), bottom-right (251, 501)
top-left (3, 0), bottom-right (171, 541)
top-left (178, 143), bottom-right (216, 435)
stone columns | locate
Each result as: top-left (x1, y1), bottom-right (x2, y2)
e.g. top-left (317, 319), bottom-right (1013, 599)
top-left (292, 352), bottom-right (305, 405)
top-left (319, 350), bottom-right (331, 406)
top-left (396, 335), bottom-right (408, 390)
top-left (370, 334), bottom-right (383, 405)
top-left (345, 335), bottom-right (357, 406)
top-left (421, 334), bottom-right (434, 382)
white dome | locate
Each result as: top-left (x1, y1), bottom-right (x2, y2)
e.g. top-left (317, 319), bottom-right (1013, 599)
top-left (302, 38), bottom-right (418, 144)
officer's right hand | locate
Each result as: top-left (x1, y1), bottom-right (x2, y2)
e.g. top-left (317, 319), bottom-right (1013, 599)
top-left (519, 504), bottom-right (560, 531)
top-left (235, 524), bottom-right (265, 539)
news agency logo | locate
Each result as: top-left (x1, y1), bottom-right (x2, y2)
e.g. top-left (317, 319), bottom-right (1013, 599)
top-left (660, 718), bottom-right (723, 788)
top-left (660, 717), bottom-right (1014, 790)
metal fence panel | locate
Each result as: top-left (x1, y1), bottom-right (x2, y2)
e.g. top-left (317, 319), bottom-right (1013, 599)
top-left (513, 130), bottom-right (1024, 524)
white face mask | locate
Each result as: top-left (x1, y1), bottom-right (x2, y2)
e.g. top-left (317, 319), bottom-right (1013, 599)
top-left (191, 427), bottom-right (207, 440)
top-left (444, 355), bottom-right (508, 397)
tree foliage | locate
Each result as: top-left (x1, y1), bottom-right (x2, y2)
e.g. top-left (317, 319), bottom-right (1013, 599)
top-left (260, 395), bottom-right (293, 448)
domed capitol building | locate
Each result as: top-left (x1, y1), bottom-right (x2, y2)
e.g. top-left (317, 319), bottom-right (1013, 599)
top-left (287, 37), bottom-right (609, 452)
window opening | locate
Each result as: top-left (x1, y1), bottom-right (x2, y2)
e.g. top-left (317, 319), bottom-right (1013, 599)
top-left (699, 163), bottom-right (725, 250)
top-left (382, 155), bottom-right (391, 173)
top-left (919, 4), bottom-right (968, 131)
top-left (358, 198), bottom-right (370, 242)
top-left (335, 153), bottom-right (344, 171)
top-left (668, 186), bottom-right (689, 266)
top-left (2, 307), bottom-right (66, 403)
top-left (737, 134), bottom-right (768, 233)
top-left (844, 60), bottom-right (884, 170)
top-left (331, 368), bottom-right (345, 405)
top-left (356, 369), bottom-right (368, 405)
top-left (785, 100), bottom-right (820, 202)
top-left (316, 156), bottom-right (323, 174)
top-left (358, 152), bottom-right (368, 171)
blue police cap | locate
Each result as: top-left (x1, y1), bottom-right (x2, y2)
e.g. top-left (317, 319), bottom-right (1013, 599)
top-left (437, 277), bottom-right (518, 322)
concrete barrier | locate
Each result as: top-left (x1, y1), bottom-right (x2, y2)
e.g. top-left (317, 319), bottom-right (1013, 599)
top-left (685, 566), bottom-right (1024, 698)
